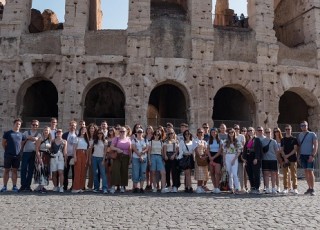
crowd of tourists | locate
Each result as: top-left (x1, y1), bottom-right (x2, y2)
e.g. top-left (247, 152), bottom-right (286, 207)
top-left (1, 118), bottom-right (318, 196)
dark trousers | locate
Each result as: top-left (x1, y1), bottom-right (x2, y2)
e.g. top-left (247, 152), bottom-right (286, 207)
top-left (165, 159), bottom-right (180, 188)
top-left (111, 154), bottom-right (130, 186)
top-left (245, 153), bottom-right (261, 190)
top-left (63, 156), bottom-right (74, 190)
top-left (20, 151), bottom-right (36, 188)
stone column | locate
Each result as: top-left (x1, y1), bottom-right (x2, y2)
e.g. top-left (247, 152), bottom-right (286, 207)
top-left (213, 0), bottom-right (229, 26)
top-left (89, 0), bottom-right (102, 30)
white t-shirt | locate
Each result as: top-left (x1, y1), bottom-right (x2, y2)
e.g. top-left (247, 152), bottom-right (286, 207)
top-left (76, 137), bottom-right (88, 150)
top-left (178, 140), bottom-right (193, 159)
top-left (132, 138), bottom-right (147, 158)
top-left (92, 140), bottom-right (106, 158)
top-left (67, 132), bottom-right (77, 156)
top-left (149, 140), bottom-right (162, 155)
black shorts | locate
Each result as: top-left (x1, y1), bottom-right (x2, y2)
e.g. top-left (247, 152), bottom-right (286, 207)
top-left (210, 152), bottom-right (222, 165)
top-left (4, 154), bottom-right (20, 169)
top-left (262, 160), bottom-right (278, 172)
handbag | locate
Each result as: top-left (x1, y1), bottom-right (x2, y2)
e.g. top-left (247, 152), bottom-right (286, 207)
top-left (262, 140), bottom-right (272, 153)
top-left (195, 141), bottom-right (208, 166)
top-left (219, 167), bottom-right (230, 191)
top-left (108, 137), bottom-right (119, 159)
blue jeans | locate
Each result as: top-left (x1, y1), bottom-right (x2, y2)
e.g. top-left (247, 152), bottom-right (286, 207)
top-left (132, 157), bottom-right (148, 183)
top-left (92, 157), bottom-right (108, 190)
top-left (20, 151), bottom-right (36, 188)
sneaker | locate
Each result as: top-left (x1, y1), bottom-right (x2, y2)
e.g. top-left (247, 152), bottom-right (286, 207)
top-left (12, 186), bottom-right (19, 193)
top-left (310, 189), bottom-right (315, 196)
top-left (110, 186), bottom-right (115, 194)
top-left (145, 185), bottom-right (152, 191)
top-left (140, 188), bottom-right (145, 193)
top-left (161, 187), bottom-right (170, 193)
top-left (152, 188), bottom-right (158, 193)
top-left (289, 189), bottom-right (294, 193)
top-left (304, 188), bottom-right (312, 195)
top-left (18, 186), bottom-right (26, 192)
top-left (59, 187), bottom-right (64, 193)
top-left (103, 189), bottom-right (108, 194)
top-left (188, 187), bottom-right (193, 193)
top-left (265, 188), bottom-right (271, 194)
top-left (211, 188), bottom-right (217, 193)
top-left (40, 187), bottom-right (47, 194)
top-left (92, 189), bottom-right (99, 193)
top-left (132, 188), bottom-right (139, 193)
top-left (293, 189), bottom-right (299, 195)
top-left (52, 186), bottom-right (59, 192)
top-left (120, 186), bottom-right (125, 193)
top-left (282, 189), bottom-right (288, 194)
top-left (202, 186), bottom-right (210, 192)
top-left (172, 187), bottom-right (178, 193)
top-left (214, 188), bottom-right (221, 194)
top-left (185, 187), bottom-right (189, 193)
top-left (271, 188), bottom-right (277, 194)
top-left (196, 186), bottom-right (204, 194)
top-left (0, 186), bottom-right (7, 192)
top-left (71, 189), bottom-right (81, 193)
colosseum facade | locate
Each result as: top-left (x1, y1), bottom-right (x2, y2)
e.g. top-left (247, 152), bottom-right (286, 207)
top-left (0, 0), bottom-right (320, 158)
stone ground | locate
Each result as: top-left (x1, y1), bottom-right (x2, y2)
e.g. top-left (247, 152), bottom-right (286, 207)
top-left (0, 174), bottom-right (320, 229)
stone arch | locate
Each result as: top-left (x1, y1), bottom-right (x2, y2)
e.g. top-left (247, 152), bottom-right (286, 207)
top-left (16, 77), bottom-right (59, 126)
top-left (82, 78), bottom-right (126, 126)
top-left (278, 87), bottom-right (320, 132)
top-left (212, 84), bottom-right (256, 128)
top-left (147, 80), bottom-right (190, 128)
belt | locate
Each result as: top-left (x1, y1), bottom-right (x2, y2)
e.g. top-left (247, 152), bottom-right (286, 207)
top-left (77, 149), bottom-right (87, 153)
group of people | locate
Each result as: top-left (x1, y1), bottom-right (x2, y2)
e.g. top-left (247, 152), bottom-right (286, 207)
top-left (1, 118), bottom-right (318, 196)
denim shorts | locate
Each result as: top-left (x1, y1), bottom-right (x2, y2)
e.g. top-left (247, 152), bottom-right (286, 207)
top-left (300, 154), bottom-right (314, 170)
top-left (150, 154), bottom-right (165, 171)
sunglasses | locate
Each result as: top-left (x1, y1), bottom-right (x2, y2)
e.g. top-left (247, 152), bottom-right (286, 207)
top-left (257, 130), bottom-right (263, 132)
top-left (241, 130), bottom-right (247, 132)
top-left (120, 131), bottom-right (125, 133)
top-left (203, 127), bottom-right (209, 129)
top-left (229, 132), bottom-right (235, 134)
top-left (265, 131), bottom-right (271, 134)
top-left (300, 124), bottom-right (307, 127)
top-left (234, 128), bottom-right (240, 130)
top-left (248, 130), bottom-right (253, 132)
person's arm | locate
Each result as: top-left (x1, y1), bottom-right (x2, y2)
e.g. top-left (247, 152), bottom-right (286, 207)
top-left (178, 141), bottom-right (184, 159)
top-left (312, 137), bottom-right (318, 157)
top-left (2, 138), bottom-right (7, 149)
top-left (110, 138), bottom-right (122, 153)
top-left (73, 142), bottom-right (78, 162)
top-left (63, 140), bottom-right (68, 164)
top-left (162, 144), bottom-right (168, 160)
top-left (35, 138), bottom-right (42, 162)
top-left (132, 143), bottom-right (140, 157)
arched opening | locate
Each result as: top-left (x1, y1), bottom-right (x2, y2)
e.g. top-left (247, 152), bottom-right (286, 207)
top-left (20, 80), bottom-right (58, 127)
top-left (30, 0), bottom-right (65, 33)
top-left (278, 91), bottom-right (310, 132)
top-left (89, 0), bottom-right (128, 30)
top-left (213, 0), bottom-right (248, 28)
top-left (84, 81), bottom-right (125, 126)
top-left (213, 86), bottom-right (254, 128)
top-left (150, 0), bottom-right (190, 58)
top-left (147, 84), bottom-right (188, 128)
top-left (0, 1), bottom-right (5, 20)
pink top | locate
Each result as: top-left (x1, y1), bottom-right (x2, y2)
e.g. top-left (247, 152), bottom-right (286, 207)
top-left (247, 139), bottom-right (254, 149)
top-left (112, 137), bottom-right (132, 155)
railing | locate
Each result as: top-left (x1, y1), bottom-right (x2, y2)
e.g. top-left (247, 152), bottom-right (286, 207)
top-left (212, 13), bottom-right (249, 28)
top-left (84, 118), bottom-right (125, 127)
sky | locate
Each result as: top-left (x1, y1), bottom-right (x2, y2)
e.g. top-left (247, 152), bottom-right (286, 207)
top-left (32, 0), bottom-right (247, 29)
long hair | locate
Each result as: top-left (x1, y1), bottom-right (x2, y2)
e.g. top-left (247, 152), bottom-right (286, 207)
top-left (78, 126), bottom-right (89, 148)
top-left (94, 128), bottom-right (106, 145)
top-left (42, 126), bottom-right (52, 142)
top-left (87, 123), bottom-right (98, 140)
top-left (225, 128), bottom-right (238, 148)
top-left (209, 129), bottom-right (220, 145)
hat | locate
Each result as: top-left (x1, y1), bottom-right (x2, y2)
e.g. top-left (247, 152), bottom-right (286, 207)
top-left (137, 128), bottom-right (143, 133)
top-left (210, 127), bottom-right (218, 132)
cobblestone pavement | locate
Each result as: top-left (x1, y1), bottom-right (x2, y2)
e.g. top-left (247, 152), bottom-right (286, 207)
top-left (0, 178), bottom-right (320, 229)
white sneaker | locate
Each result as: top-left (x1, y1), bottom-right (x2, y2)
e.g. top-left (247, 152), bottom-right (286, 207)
top-left (265, 188), bottom-right (271, 194)
top-left (289, 189), bottom-right (294, 193)
top-left (110, 186), bottom-right (115, 194)
top-left (152, 188), bottom-right (158, 193)
top-left (120, 186), bottom-right (125, 193)
top-left (282, 189), bottom-right (288, 194)
top-left (172, 187), bottom-right (178, 193)
top-left (215, 188), bottom-right (221, 194)
top-left (271, 188), bottom-right (277, 194)
top-left (103, 189), bottom-right (108, 194)
top-left (161, 188), bottom-right (170, 193)
top-left (211, 188), bottom-right (217, 193)
top-left (196, 186), bottom-right (204, 194)
top-left (293, 189), bottom-right (299, 195)
top-left (59, 187), bottom-right (64, 193)
top-left (52, 186), bottom-right (59, 192)
top-left (71, 189), bottom-right (81, 193)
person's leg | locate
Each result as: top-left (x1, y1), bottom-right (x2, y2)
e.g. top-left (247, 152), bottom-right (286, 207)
top-left (172, 159), bottom-right (179, 188)
top-left (20, 152), bottom-right (29, 188)
top-left (290, 162), bottom-right (298, 189)
top-left (253, 160), bottom-right (261, 190)
top-left (282, 165), bottom-right (289, 190)
top-left (52, 171), bottom-right (58, 187)
top-left (132, 157), bottom-right (139, 189)
top-left (165, 159), bottom-right (171, 187)
top-left (58, 170), bottom-right (64, 187)
top-left (120, 155), bottom-right (130, 187)
top-left (214, 164), bottom-right (221, 189)
top-left (140, 159), bottom-right (148, 189)
top-left (26, 152), bottom-right (36, 188)
top-left (185, 169), bottom-right (191, 188)
top-left (245, 160), bottom-right (254, 190)
top-left (73, 151), bottom-right (82, 191)
top-left (80, 153), bottom-right (87, 190)
top-left (271, 171), bottom-right (276, 189)
top-left (92, 157), bottom-right (99, 190)
top-left (263, 171), bottom-right (270, 189)
top-left (63, 156), bottom-right (71, 190)
top-left (11, 168), bottom-right (18, 187)
top-left (97, 157), bottom-right (107, 190)
top-left (225, 155), bottom-right (233, 190)
top-left (238, 162), bottom-right (244, 190)
top-left (231, 159), bottom-right (240, 190)
top-left (111, 158), bottom-right (121, 186)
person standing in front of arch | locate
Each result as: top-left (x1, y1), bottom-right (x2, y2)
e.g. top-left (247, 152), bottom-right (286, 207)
top-left (298, 121), bottom-right (318, 196)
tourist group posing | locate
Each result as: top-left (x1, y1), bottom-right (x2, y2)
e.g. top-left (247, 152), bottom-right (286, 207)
top-left (1, 118), bottom-right (318, 196)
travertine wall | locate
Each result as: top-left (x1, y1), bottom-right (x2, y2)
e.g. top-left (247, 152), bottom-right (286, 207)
top-left (0, 0), bottom-right (320, 138)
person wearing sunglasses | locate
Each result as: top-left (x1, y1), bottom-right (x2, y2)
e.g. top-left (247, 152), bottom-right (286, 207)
top-left (109, 126), bottom-right (132, 193)
top-left (243, 127), bottom-right (263, 194)
top-left (261, 128), bottom-right (278, 194)
top-left (280, 124), bottom-right (298, 194)
top-left (234, 125), bottom-right (247, 193)
top-left (20, 119), bottom-right (41, 192)
top-left (163, 128), bottom-right (179, 192)
top-left (298, 121), bottom-right (318, 196)
top-left (222, 128), bottom-right (242, 194)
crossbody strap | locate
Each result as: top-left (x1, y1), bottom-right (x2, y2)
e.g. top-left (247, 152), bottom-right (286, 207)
top-left (300, 132), bottom-right (309, 146)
